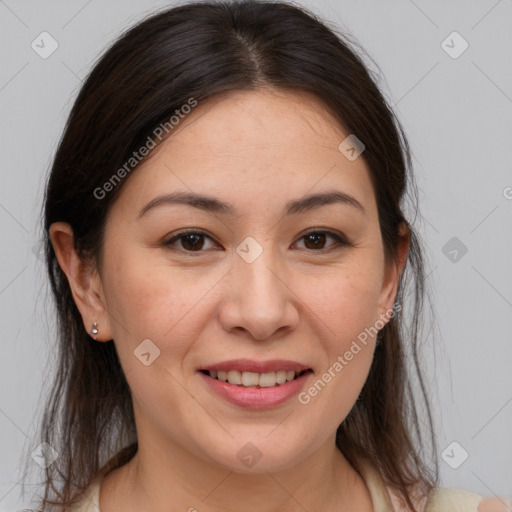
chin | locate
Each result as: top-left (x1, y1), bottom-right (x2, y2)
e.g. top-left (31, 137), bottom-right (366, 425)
top-left (201, 437), bottom-right (309, 474)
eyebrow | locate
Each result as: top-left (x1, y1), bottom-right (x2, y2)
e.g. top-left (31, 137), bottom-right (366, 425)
top-left (137, 190), bottom-right (366, 219)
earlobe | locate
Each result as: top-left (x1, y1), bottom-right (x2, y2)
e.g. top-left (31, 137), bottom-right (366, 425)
top-left (48, 222), bottom-right (112, 342)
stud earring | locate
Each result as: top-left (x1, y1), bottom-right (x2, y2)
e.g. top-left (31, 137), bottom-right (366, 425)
top-left (90, 322), bottom-right (98, 337)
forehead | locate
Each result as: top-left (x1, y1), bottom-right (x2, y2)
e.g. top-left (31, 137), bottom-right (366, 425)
top-left (163, 87), bottom-right (348, 158)
top-left (113, 88), bottom-right (376, 219)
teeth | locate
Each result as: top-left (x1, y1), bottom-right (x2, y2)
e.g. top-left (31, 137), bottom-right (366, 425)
top-left (241, 371), bottom-right (260, 386)
top-left (208, 369), bottom-right (304, 387)
top-left (227, 370), bottom-right (241, 385)
top-left (276, 370), bottom-right (287, 384)
top-left (259, 372), bottom-right (276, 387)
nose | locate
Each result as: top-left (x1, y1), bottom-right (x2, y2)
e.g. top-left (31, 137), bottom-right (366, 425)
top-left (218, 245), bottom-right (300, 341)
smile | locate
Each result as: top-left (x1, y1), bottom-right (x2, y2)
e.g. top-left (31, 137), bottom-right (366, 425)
top-left (198, 360), bottom-right (313, 409)
top-left (202, 369), bottom-right (310, 388)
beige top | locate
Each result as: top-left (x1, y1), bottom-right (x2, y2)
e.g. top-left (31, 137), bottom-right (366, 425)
top-left (70, 457), bottom-right (484, 511)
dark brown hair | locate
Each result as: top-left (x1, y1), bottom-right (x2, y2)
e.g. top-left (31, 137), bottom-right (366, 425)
top-left (26, 1), bottom-right (439, 510)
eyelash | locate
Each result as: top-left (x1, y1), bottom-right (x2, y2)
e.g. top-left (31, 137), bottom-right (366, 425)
top-left (162, 229), bottom-right (352, 255)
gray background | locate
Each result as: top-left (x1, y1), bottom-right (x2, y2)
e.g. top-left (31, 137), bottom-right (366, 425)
top-left (1, 0), bottom-right (511, 509)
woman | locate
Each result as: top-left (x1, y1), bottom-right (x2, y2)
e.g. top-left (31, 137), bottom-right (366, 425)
top-left (32, 1), bottom-right (507, 510)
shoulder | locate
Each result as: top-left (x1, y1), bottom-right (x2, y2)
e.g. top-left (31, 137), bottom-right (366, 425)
top-left (425, 486), bottom-right (480, 511)
top-left (20, 479), bottom-right (102, 512)
top-left (477, 497), bottom-right (512, 512)
top-left (68, 478), bottom-right (102, 512)
top-left (424, 487), bottom-right (511, 512)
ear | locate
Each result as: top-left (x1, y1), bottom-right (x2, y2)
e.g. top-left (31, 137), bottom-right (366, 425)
top-left (377, 221), bottom-right (410, 321)
top-left (49, 222), bottom-right (113, 342)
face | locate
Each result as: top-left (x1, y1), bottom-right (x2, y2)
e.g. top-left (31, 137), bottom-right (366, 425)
top-left (69, 88), bottom-right (403, 473)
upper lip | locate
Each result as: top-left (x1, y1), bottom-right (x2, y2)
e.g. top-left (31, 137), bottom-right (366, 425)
top-left (199, 359), bottom-right (311, 373)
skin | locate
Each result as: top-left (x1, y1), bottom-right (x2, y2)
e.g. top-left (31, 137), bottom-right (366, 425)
top-left (50, 87), bottom-right (411, 511)
top-left (479, 498), bottom-right (512, 512)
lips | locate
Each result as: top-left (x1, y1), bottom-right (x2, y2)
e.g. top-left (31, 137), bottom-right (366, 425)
top-left (199, 358), bottom-right (311, 374)
top-left (197, 359), bottom-right (313, 409)
top-left (203, 369), bottom-right (310, 388)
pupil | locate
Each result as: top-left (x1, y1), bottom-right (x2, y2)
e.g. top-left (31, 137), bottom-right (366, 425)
top-left (305, 233), bottom-right (325, 249)
top-left (183, 234), bottom-right (203, 250)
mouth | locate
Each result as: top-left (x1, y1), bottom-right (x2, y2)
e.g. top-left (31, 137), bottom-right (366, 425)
top-left (197, 360), bottom-right (313, 409)
top-left (199, 368), bottom-right (312, 388)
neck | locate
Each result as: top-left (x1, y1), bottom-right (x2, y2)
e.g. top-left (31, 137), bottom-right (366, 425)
top-left (101, 436), bottom-right (373, 512)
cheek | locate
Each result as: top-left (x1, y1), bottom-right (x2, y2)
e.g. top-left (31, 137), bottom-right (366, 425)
top-left (102, 259), bottom-right (213, 422)
top-left (101, 253), bottom-right (218, 360)
top-left (296, 261), bottom-right (383, 342)
top-left (292, 261), bottom-right (382, 412)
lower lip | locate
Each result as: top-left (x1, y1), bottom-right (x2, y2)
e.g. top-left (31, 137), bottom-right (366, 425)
top-left (199, 371), bottom-right (312, 409)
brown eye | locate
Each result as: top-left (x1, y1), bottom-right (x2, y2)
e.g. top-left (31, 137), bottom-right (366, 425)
top-left (164, 230), bottom-right (217, 252)
top-left (294, 230), bottom-right (350, 252)
top-left (163, 229), bottom-right (350, 255)
top-left (303, 232), bottom-right (327, 250)
top-left (180, 233), bottom-right (205, 251)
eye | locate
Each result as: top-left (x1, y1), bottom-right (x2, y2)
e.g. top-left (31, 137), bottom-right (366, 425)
top-left (163, 230), bottom-right (219, 253)
top-left (293, 230), bottom-right (350, 252)
top-left (163, 229), bottom-right (351, 255)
